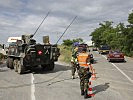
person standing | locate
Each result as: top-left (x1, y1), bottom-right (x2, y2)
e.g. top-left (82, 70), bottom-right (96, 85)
top-left (77, 48), bottom-right (92, 99)
top-left (71, 47), bottom-right (78, 79)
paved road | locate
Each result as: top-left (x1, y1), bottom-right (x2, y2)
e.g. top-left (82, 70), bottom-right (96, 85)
top-left (0, 51), bottom-right (133, 100)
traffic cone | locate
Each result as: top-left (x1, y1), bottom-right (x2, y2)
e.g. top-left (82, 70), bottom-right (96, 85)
top-left (91, 69), bottom-right (96, 80)
top-left (88, 80), bottom-right (95, 97)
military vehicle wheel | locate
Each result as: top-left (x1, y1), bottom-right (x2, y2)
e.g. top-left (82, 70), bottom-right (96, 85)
top-left (17, 60), bottom-right (25, 74)
top-left (13, 60), bottom-right (18, 72)
top-left (41, 65), bottom-right (46, 70)
top-left (7, 58), bottom-right (14, 69)
top-left (6, 58), bottom-right (9, 68)
top-left (49, 62), bottom-right (55, 71)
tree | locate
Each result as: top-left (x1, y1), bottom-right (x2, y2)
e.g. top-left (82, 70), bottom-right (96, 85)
top-left (90, 11), bottom-right (133, 56)
top-left (72, 38), bottom-right (83, 43)
top-left (62, 39), bottom-right (73, 46)
top-left (90, 21), bottom-right (113, 47)
top-left (62, 38), bottom-right (83, 46)
top-left (128, 11), bottom-right (133, 24)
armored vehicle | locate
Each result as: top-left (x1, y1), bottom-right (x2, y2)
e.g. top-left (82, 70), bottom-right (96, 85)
top-left (6, 12), bottom-right (77, 74)
top-left (6, 35), bottom-right (60, 74)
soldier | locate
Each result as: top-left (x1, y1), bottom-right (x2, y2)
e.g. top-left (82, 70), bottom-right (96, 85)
top-left (77, 48), bottom-right (92, 99)
top-left (71, 47), bottom-right (78, 79)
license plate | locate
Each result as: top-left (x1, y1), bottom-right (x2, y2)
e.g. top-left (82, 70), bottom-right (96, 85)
top-left (114, 55), bottom-right (120, 57)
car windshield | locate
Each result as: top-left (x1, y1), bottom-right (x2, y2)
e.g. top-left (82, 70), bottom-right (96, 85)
top-left (100, 46), bottom-right (110, 50)
top-left (9, 42), bottom-right (16, 46)
top-left (113, 50), bottom-right (121, 53)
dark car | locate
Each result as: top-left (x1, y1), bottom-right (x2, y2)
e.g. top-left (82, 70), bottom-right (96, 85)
top-left (98, 45), bottom-right (111, 54)
top-left (107, 50), bottom-right (125, 62)
top-left (92, 47), bottom-right (97, 51)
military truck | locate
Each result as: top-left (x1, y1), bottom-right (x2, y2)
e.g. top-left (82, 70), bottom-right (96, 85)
top-left (6, 12), bottom-right (76, 74)
top-left (6, 35), bottom-right (60, 74)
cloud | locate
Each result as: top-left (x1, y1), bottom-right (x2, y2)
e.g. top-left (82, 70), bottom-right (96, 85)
top-left (0, 0), bottom-right (133, 44)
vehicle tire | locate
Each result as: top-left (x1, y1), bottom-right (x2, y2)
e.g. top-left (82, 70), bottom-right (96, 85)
top-left (17, 60), bottom-right (25, 74)
top-left (13, 59), bottom-right (18, 72)
top-left (49, 62), bottom-right (55, 71)
top-left (123, 60), bottom-right (126, 63)
top-left (46, 62), bottom-right (54, 71)
top-left (41, 65), bottom-right (46, 70)
top-left (6, 58), bottom-right (9, 68)
top-left (7, 58), bottom-right (14, 69)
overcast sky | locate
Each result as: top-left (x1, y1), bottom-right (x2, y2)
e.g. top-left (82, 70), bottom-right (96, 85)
top-left (0, 0), bottom-right (133, 44)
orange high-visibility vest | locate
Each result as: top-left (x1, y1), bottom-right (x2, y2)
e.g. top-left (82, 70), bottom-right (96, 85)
top-left (77, 53), bottom-right (90, 67)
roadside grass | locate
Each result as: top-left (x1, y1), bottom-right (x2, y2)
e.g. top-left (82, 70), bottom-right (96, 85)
top-left (58, 45), bottom-right (72, 63)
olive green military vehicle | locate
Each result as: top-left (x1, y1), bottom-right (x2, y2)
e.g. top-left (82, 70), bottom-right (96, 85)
top-left (6, 12), bottom-right (77, 74)
top-left (6, 35), bottom-right (60, 74)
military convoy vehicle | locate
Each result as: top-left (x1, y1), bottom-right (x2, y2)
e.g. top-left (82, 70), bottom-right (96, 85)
top-left (6, 35), bottom-right (60, 74)
top-left (6, 12), bottom-right (77, 74)
top-left (6, 12), bottom-right (60, 74)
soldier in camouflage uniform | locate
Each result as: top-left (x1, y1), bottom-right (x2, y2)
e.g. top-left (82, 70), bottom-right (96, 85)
top-left (71, 47), bottom-right (78, 79)
top-left (77, 48), bottom-right (92, 99)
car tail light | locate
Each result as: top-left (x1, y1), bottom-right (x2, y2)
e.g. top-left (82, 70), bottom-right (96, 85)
top-left (120, 54), bottom-right (124, 57)
top-left (38, 50), bottom-right (42, 55)
top-left (110, 54), bottom-right (114, 57)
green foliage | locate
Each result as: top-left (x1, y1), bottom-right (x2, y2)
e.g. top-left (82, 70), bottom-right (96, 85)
top-left (128, 10), bottom-right (133, 24)
top-left (72, 38), bottom-right (83, 43)
top-left (63, 39), bottom-right (73, 46)
top-left (58, 45), bottom-right (72, 63)
top-left (62, 38), bottom-right (83, 46)
top-left (91, 11), bottom-right (133, 57)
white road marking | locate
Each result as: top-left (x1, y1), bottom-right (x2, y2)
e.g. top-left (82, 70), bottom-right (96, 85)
top-left (31, 73), bottom-right (36, 100)
top-left (102, 55), bottom-right (133, 83)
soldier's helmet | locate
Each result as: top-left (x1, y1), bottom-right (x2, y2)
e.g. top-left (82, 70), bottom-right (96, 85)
top-left (73, 42), bottom-right (79, 47)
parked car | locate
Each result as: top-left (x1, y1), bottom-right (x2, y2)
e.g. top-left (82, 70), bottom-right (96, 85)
top-left (107, 50), bottom-right (125, 62)
top-left (98, 45), bottom-right (111, 54)
top-left (92, 47), bottom-right (97, 51)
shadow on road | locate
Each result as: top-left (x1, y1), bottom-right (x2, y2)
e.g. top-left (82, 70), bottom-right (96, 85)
top-left (93, 60), bottom-right (98, 64)
top-left (93, 83), bottom-right (110, 94)
top-left (109, 61), bottom-right (126, 63)
top-left (31, 64), bottom-right (71, 74)
top-left (0, 69), bottom-right (8, 72)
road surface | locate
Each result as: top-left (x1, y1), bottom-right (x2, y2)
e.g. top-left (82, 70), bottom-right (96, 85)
top-left (0, 51), bottom-right (133, 100)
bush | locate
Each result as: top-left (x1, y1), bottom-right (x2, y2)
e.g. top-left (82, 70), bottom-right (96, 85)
top-left (58, 45), bottom-right (72, 63)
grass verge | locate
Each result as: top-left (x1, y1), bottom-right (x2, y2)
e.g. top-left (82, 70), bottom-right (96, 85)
top-left (58, 45), bottom-right (72, 63)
